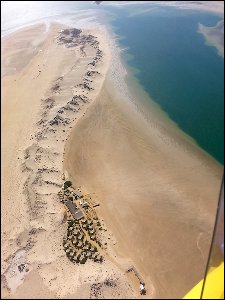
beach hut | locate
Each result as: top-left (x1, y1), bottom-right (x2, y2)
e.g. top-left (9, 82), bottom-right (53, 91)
top-left (140, 284), bottom-right (146, 295)
top-left (87, 251), bottom-right (92, 258)
top-left (74, 191), bottom-right (82, 199)
top-left (90, 246), bottom-right (95, 253)
top-left (77, 234), bottom-right (83, 240)
top-left (82, 201), bottom-right (89, 208)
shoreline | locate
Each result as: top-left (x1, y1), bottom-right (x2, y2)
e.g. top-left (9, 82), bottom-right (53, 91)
top-left (2, 19), bottom-right (223, 299)
top-left (107, 26), bottom-right (223, 170)
top-left (2, 22), bottom-right (137, 299)
top-left (64, 22), bottom-right (223, 299)
top-left (2, 6), bottom-right (223, 166)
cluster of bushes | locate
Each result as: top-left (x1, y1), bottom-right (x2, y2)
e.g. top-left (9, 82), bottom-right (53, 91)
top-left (63, 236), bottom-right (103, 265)
top-left (67, 219), bottom-right (75, 227)
top-left (63, 208), bottom-right (104, 265)
top-left (93, 255), bottom-right (103, 263)
top-left (80, 257), bottom-right (87, 264)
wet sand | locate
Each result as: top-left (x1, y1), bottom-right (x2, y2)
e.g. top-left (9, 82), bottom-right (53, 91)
top-left (198, 20), bottom-right (224, 58)
top-left (64, 45), bottom-right (223, 298)
top-left (1, 18), bottom-right (223, 299)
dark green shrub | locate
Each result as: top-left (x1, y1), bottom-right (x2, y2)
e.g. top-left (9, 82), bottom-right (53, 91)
top-left (80, 257), bottom-right (87, 264)
top-left (64, 181), bottom-right (72, 189)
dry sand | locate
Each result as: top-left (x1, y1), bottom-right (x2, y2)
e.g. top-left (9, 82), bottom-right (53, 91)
top-left (2, 23), bottom-right (136, 299)
top-left (64, 39), bottom-right (223, 298)
top-left (1, 18), bottom-right (223, 300)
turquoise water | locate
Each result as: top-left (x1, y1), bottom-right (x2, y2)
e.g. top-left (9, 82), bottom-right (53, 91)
top-left (2, 2), bottom-right (224, 164)
top-left (106, 6), bottom-right (224, 164)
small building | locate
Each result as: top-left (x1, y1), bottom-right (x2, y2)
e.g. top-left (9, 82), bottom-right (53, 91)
top-left (65, 200), bottom-right (84, 220)
top-left (87, 251), bottom-right (92, 258)
top-left (64, 190), bottom-right (70, 196)
top-left (82, 201), bottom-right (89, 208)
top-left (77, 241), bottom-right (82, 247)
top-left (140, 284), bottom-right (146, 295)
top-left (74, 191), bottom-right (82, 199)
top-left (77, 234), bottom-right (83, 240)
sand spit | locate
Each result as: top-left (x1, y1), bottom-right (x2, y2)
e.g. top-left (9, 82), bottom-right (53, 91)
top-left (2, 23), bottom-right (137, 299)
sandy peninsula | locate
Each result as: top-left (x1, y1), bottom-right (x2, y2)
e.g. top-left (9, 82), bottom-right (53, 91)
top-left (1, 23), bottom-right (136, 299)
top-left (1, 19), bottom-right (223, 300)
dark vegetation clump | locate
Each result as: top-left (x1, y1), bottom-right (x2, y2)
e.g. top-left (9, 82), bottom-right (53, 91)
top-left (64, 180), bottom-right (72, 189)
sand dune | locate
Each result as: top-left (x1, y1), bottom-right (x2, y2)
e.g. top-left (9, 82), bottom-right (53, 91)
top-left (2, 23), bottom-right (137, 299)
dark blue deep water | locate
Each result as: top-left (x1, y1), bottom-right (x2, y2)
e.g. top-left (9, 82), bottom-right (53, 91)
top-left (106, 6), bottom-right (224, 164)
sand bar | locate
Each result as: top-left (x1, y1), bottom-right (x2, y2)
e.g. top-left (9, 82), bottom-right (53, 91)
top-left (2, 22), bottom-right (137, 299)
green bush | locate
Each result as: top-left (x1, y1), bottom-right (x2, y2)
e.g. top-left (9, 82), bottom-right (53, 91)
top-left (67, 220), bottom-right (74, 226)
top-left (64, 181), bottom-right (72, 189)
top-left (80, 257), bottom-right (87, 264)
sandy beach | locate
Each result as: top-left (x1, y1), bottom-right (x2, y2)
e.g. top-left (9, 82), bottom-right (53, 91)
top-left (1, 18), bottom-right (223, 300)
top-left (2, 22), bottom-right (137, 299)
